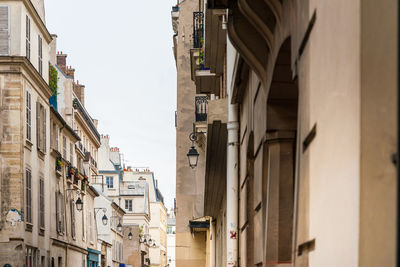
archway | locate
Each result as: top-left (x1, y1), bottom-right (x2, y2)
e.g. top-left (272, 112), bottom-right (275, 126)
top-left (263, 37), bottom-right (298, 266)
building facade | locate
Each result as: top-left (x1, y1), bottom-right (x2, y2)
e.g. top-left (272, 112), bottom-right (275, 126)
top-left (97, 135), bottom-right (168, 267)
top-left (166, 210), bottom-right (176, 267)
top-left (173, 0), bottom-right (398, 267)
top-left (0, 0), bottom-right (53, 265)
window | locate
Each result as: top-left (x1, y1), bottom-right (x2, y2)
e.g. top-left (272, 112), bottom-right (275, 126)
top-left (25, 169), bottom-right (32, 223)
top-left (36, 102), bottom-right (46, 152)
top-left (55, 191), bottom-right (65, 234)
top-left (25, 246), bottom-right (37, 267)
top-left (26, 90), bottom-right (31, 140)
top-left (70, 200), bottom-right (75, 238)
top-left (125, 199), bottom-right (132, 212)
top-left (70, 142), bottom-right (73, 163)
top-left (38, 35), bottom-right (42, 75)
top-left (0, 6), bottom-right (10, 55)
top-left (26, 15), bottom-right (30, 60)
top-left (106, 176), bottom-right (114, 188)
top-left (39, 178), bottom-right (44, 229)
top-left (62, 135), bottom-right (66, 159)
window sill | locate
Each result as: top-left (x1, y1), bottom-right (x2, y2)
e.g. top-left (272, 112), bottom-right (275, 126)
top-left (39, 228), bottom-right (45, 236)
top-left (25, 139), bottom-right (33, 151)
top-left (37, 148), bottom-right (45, 160)
top-left (56, 169), bottom-right (62, 177)
top-left (25, 223), bottom-right (33, 232)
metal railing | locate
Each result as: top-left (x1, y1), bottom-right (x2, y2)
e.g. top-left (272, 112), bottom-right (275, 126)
top-left (193, 12), bottom-right (204, 49)
top-left (195, 96), bottom-right (208, 122)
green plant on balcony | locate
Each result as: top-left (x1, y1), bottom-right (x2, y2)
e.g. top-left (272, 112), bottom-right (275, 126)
top-left (56, 158), bottom-right (63, 172)
top-left (81, 178), bottom-right (87, 191)
top-left (49, 65), bottom-right (58, 95)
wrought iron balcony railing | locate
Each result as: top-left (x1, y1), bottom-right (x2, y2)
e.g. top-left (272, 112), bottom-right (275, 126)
top-left (193, 12), bottom-right (204, 49)
top-left (195, 96), bottom-right (208, 122)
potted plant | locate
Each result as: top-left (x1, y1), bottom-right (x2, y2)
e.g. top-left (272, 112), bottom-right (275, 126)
top-left (56, 158), bottom-right (63, 172)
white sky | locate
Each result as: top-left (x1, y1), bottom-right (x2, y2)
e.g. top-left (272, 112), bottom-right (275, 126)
top-left (44, 0), bottom-right (178, 209)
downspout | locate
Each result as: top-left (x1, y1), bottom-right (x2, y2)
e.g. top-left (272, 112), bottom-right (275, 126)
top-left (397, 0), bottom-right (400, 265)
top-left (226, 99), bottom-right (239, 267)
top-left (225, 25), bottom-right (239, 267)
top-left (226, 37), bottom-right (239, 267)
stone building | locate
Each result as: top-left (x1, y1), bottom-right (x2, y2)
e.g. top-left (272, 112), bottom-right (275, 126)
top-left (97, 135), bottom-right (168, 267)
top-left (173, 0), bottom-right (398, 267)
top-left (0, 0), bottom-right (53, 265)
top-left (171, 1), bottom-right (209, 266)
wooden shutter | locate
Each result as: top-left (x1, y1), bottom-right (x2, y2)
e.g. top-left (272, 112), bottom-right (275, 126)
top-left (26, 15), bottom-right (30, 60)
top-left (38, 35), bottom-right (42, 75)
top-left (0, 6), bottom-right (9, 55)
top-left (70, 200), bottom-right (75, 238)
top-left (55, 191), bottom-right (59, 232)
top-left (43, 107), bottom-right (46, 152)
top-left (26, 169), bottom-right (32, 223)
top-left (61, 193), bottom-right (65, 233)
top-left (39, 179), bottom-right (44, 228)
top-left (26, 90), bottom-right (31, 140)
top-left (36, 102), bottom-right (40, 149)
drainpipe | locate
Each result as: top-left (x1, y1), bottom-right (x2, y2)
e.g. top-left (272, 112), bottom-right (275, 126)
top-left (226, 95), bottom-right (239, 267)
top-left (397, 1), bottom-right (400, 265)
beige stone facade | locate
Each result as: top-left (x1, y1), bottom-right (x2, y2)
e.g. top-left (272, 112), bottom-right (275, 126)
top-left (173, 0), bottom-right (398, 267)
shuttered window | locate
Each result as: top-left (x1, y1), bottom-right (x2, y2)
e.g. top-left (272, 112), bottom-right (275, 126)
top-left (0, 6), bottom-right (9, 55)
top-left (55, 191), bottom-right (59, 232)
top-left (38, 35), bottom-right (42, 76)
top-left (25, 169), bottom-right (32, 223)
top-left (36, 102), bottom-right (46, 152)
top-left (63, 135), bottom-right (66, 159)
top-left (26, 90), bottom-right (31, 140)
top-left (26, 15), bottom-right (30, 60)
top-left (60, 193), bottom-right (65, 233)
top-left (70, 200), bottom-right (75, 238)
top-left (39, 178), bottom-right (44, 228)
top-left (70, 142), bottom-right (73, 164)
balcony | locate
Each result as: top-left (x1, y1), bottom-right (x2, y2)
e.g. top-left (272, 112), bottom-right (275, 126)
top-left (190, 11), bottom-right (221, 96)
top-left (193, 12), bottom-right (204, 49)
top-left (85, 151), bottom-right (98, 170)
top-left (195, 95), bottom-right (208, 122)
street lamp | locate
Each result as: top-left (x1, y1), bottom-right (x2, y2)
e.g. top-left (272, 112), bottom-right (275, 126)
top-left (187, 132), bottom-right (200, 168)
top-left (94, 208), bottom-right (108, 225)
top-left (66, 188), bottom-right (83, 211)
top-left (128, 232), bottom-right (133, 240)
top-left (101, 214), bottom-right (108, 225)
top-left (117, 221), bottom-right (123, 232)
top-left (76, 197), bottom-right (83, 211)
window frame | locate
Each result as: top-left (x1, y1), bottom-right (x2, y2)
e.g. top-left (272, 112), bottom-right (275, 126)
top-left (106, 176), bottom-right (114, 189)
top-left (125, 199), bottom-right (133, 212)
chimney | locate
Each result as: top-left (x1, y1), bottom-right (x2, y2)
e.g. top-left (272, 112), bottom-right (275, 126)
top-left (74, 81), bottom-right (85, 106)
top-left (93, 119), bottom-right (98, 129)
top-left (56, 51), bottom-right (67, 72)
top-left (65, 66), bottom-right (75, 79)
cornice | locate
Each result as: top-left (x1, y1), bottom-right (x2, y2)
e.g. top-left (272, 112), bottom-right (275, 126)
top-left (74, 111), bottom-right (101, 147)
top-left (0, 56), bottom-right (52, 98)
top-left (19, 0), bottom-right (53, 43)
